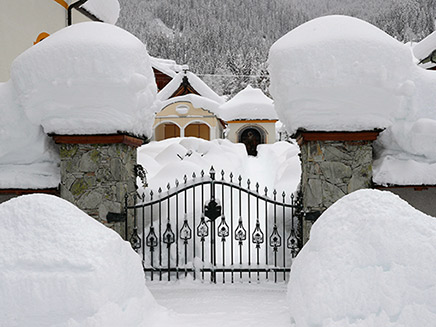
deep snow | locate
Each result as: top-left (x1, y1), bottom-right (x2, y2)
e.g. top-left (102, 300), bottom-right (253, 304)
top-left (11, 22), bottom-right (157, 137)
top-left (0, 22), bottom-right (158, 188)
top-left (287, 189), bottom-right (436, 327)
top-left (0, 194), bottom-right (165, 327)
top-left (137, 137), bottom-right (301, 195)
top-left (268, 15), bottom-right (436, 186)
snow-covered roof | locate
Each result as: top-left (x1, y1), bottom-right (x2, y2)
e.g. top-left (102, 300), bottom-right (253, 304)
top-left (157, 71), bottom-right (225, 105)
top-left (80, 0), bottom-right (120, 25)
top-left (150, 56), bottom-right (183, 78)
top-left (10, 22), bottom-right (157, 137)
top-left (268, 15), bottom-right (415, 134)
top-left (218, 85), bottom-right (278, 121)
top-left (413, 31), bottom-right (436, 69)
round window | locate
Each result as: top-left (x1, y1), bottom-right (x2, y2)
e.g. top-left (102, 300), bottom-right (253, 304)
top-left (176, 105), bottom-right (189, 115)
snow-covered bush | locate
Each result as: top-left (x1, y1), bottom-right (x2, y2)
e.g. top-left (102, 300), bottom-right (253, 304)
top-left (0, 194), bottom-right (165, 326)
top-left (287, 189), bottom-right (436, 327)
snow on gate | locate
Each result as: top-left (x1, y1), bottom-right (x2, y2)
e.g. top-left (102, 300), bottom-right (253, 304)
top-left (127, 167), bottom-right (304, 283)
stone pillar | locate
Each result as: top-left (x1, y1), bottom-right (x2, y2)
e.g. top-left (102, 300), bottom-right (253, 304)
top-left (52, 134), bottom-right (143, 239)
top-left (297, 131), bottom-right (380, 244)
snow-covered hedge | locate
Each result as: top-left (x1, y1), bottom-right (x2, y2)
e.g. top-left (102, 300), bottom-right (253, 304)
top-left (0, 194), bottom-right (165, 326)
top-left (288, 189), bottom-right (436, 327)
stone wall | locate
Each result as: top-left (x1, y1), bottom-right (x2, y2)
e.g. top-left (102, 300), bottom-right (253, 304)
top-left (59, 142), bottom-right (137, 237)
top-left (299, 133), bottom-right (377, 243)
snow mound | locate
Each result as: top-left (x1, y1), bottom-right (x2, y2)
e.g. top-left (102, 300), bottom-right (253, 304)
top-left (137, 138), bottom-right (300, 195)
top-left (81, 0), bottom-right (120, 25)
top-left (10, 22), bottom-right (157, 137)
top-left (0, 194), bottom-right (164, 326)
top-left (268, 15), bottom-right (415, 134)
top-left (288, 189), bottom-right (436, 327)
top-left (219, 85), bottom-right (278, 121)
top-left (0, 81), bottom-right (59, 188)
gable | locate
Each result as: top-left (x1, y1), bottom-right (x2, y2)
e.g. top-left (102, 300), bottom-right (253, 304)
top-left (153, 67), bottom-right (173, 92)
top-left (170, 76), bottom-right (200, 98)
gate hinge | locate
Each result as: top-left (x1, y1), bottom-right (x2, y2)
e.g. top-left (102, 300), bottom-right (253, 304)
top-left (107, 212), bottom-right (127, 223)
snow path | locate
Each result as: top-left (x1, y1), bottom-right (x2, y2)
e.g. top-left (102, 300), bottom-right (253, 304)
top-left (147, 281), bottom-right (290, 327)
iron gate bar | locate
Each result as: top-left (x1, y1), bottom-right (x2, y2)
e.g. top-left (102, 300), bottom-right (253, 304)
top-left (128, 167), bottom-right (303, 283)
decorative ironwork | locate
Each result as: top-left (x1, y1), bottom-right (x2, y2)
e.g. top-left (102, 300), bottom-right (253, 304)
top-left (217, 216), bottom-right (230, 241)
top-left (197, 216), bottom-right (209, 240)
top-left (162, 222), bottom-right (175, 246)
top-left (287, 230), bottom-right (300, 258)
top-left (204, 199), bottom-right (221, 221)
top-left (129, 227), bottom-right (141, 252)
top-left (252, 219), bottom-right (264, 248)
top-left (146, 226), bottom-right (158, 250)
top-left (127, 165), bottom-right (303, 283)
top-left (234, 217), bottom-right (247, 245)
top-left (134, 164), bottom-right (148, 188)
top-left (180, 215), bottom-right (192, 244)
top-left (269, 224), bottom-right (281, 252)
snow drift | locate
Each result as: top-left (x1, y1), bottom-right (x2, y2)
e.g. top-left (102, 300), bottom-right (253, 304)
top-left (268, 15), bottom-right (415, 134)
top-left (0, 81), bottom-right (59, 189)
top-left (137, 137), bottom-right (300, 195)
top-left (0, 194), bottom-right (164, 326)
top-left (288, 189), bottom-right (436, 327)
top-left (10, 22), bottom-right (157, 137)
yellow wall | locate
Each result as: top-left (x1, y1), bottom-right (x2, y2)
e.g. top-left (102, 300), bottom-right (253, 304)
top-left (153, 101), bottom-right (224, 141)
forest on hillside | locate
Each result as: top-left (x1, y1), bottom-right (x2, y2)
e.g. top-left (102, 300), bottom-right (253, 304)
top-left (117, 0), bottom-right (436, 97)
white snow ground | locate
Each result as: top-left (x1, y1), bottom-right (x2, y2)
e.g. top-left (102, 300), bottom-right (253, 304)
top-left (148, 280), bottom-right (290, 327)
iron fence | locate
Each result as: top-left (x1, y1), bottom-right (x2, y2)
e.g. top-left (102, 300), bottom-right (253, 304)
top-left (127, 167), bottom-right (303, 283)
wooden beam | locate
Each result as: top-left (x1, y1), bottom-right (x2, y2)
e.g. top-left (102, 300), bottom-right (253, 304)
top-left (297, 131), bottom-right (381, 145)
top-left (374, 185), bottom-right (435, 191)
top-left (51, 134), bottom-right (144, 147)
top-left (0, 188), bottom-right (59, 196)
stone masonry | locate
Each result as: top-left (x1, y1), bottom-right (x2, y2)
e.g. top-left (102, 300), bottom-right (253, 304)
top-left (58, 141), bottom-right (137, 238)
top-left (298, 132), bottom-right (379, 244)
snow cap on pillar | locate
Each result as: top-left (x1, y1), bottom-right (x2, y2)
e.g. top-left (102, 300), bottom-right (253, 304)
top-left (268, 15), bottom-right (416, 134)
top-left (10, 22), bottom-right (157, 138)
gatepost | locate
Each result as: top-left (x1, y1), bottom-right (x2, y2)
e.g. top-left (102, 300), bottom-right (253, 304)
top-left (52, 134), bottom-right (143, 240)
top-left (297, 131), bottom-right (381, 244)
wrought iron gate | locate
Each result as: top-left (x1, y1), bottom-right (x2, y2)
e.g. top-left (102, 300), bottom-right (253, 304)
top-left (127, 167), bottom-right (303, 283)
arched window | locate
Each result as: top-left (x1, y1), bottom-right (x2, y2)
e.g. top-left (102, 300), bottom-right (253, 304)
top-left (238, 127), bottom-right (265, 156)
top-left (154, 123), bottom-right (180, 141)
top-left (184, 123), bottom-right (210, 140)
